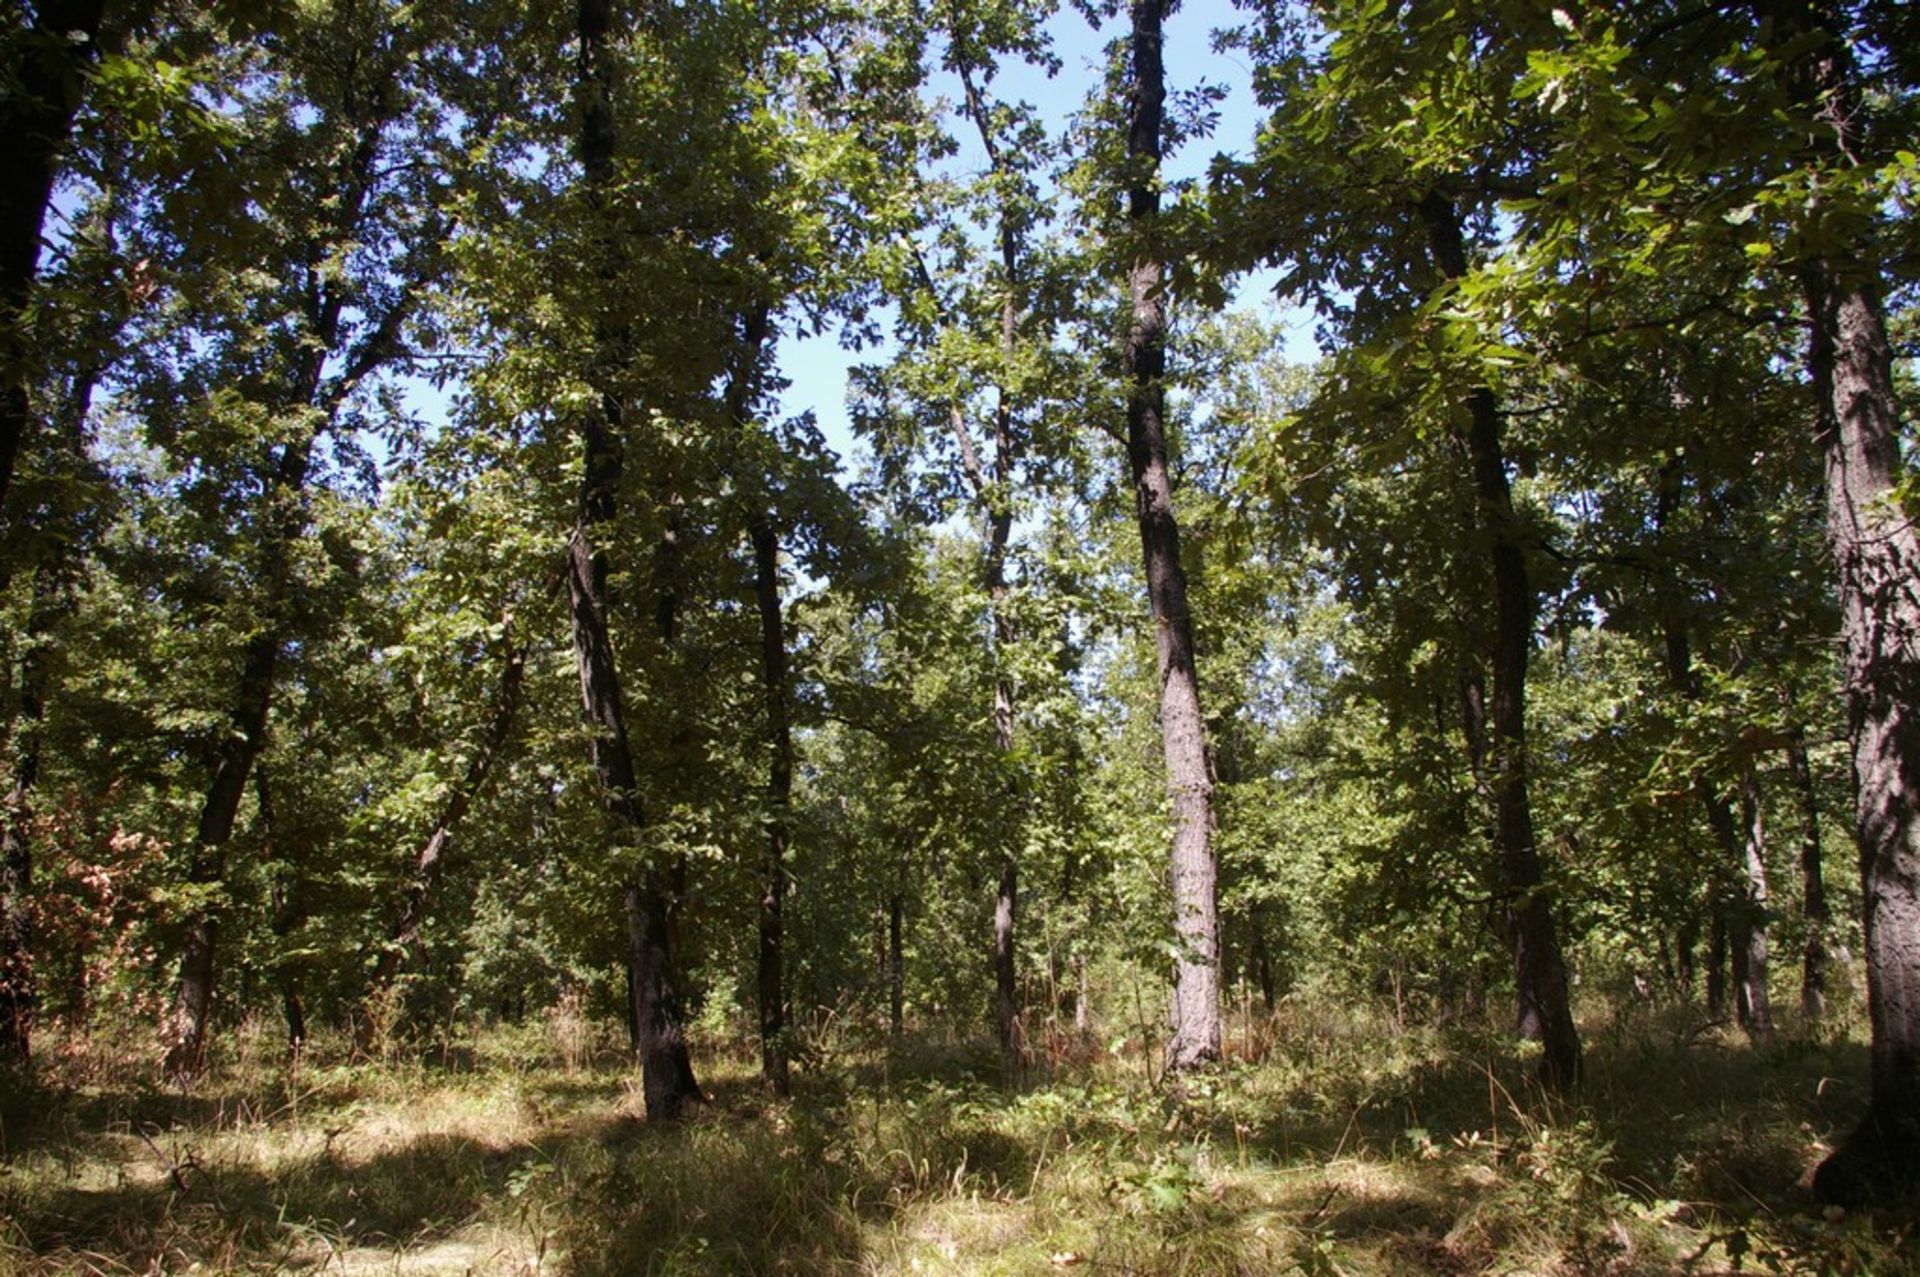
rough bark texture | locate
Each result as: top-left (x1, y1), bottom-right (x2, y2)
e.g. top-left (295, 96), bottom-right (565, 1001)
top-left (1125, 0), bottom-right (1220, 1074)
top-left (1421, 193), bottom-right (1580, 1088)
top-left (0, 0), bottom-right (111, 518)
top-left (359, 622), bottom-right (527, 1047)
top-left (572, 0), bottom-right (700, 1121)
top-left (1784, 724), bottom-right (1831, 1020)
top-left (1805, 266), bottom-right (1920, 1197)
top-left (1767, 0), bottom-right (1920, 1202)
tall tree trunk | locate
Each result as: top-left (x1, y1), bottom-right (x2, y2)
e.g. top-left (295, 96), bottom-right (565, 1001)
top-left (1124, 0), bottom-right (1220, 1074)
top-left (726, 300), bottom-right (792, 1097)
top-left (1706, 905), bottom-right (1729, 1020)
top-left (1784, 724), bottom-right (1831, 1021)
top-left (0, 0), bottom-right (112, 521)
top-left (751, 518), bottom-right (791, 1095)
top-left (1762, 0), bottom-right (1920, 1202)
top-left (359, 619), bottom-right (528, 1048)
top-left (572, 0), bottom-right (700, 1121)
top-left (0, 564), bottom-right (62, 1064)
top-left (1421, 193), bottom-right (1580, 1087)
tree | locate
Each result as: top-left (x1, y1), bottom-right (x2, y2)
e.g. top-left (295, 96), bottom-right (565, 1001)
top-left (1121, 0), bottom-right (1220, 1073)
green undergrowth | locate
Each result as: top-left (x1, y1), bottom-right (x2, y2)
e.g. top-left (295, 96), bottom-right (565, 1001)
top-left (0, 1006), bottom-right (1914, 1275)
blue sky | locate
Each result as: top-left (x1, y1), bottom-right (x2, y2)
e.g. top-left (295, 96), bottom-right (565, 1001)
top-left (773, 0), bottom-right (1314, 474)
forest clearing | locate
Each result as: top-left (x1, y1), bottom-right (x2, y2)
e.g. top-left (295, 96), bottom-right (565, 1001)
top-left (4, 0), bottom-right (1920, 1270)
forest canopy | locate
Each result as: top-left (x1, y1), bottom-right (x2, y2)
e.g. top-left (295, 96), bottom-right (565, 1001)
top-left (3, 0), bottom-right (1919, 1258)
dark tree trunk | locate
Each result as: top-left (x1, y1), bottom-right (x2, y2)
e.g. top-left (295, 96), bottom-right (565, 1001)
top-left (954, 55), bottom-right (1029, 1076)
top-left (571, 0), bottom-right (700, 1121)
top-left (1785, 724), bottom-right (1831, 1021)
top-left (1758, 0), bottom-right (1920, 1202)
top-left (165, 627), bottom-right (280, 1080)
top-left (253, 769), bottom-right (305, 1053)
top-left (0, 0), bottom-right (111, 520)
top-left (735, 301), bottom-right (792, 1097)
top-left (0, 564), bottom-right (62, 1064)
top-left (1706, 905), bottom-right (1728, 1021)
top-left (888, 892), bottom-right (905, 1037)
top-left (1124, 0), bottom-right (1220, 1075)
top-left (1421, 193), bottom-right (1579, 1088)
top-left (360, 621), bottom-right (527, 1047)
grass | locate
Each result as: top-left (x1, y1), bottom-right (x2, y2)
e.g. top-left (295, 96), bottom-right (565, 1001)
top-left (0, 1002), bottom-right (1914, 1275)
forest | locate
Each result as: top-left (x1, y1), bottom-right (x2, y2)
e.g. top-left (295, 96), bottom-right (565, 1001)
top-left (2, 0), bottom-right (1918, 1272)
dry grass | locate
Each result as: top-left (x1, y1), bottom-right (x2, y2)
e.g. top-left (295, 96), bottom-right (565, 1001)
top-left (0, 1003), bottom-right (1914, 1275)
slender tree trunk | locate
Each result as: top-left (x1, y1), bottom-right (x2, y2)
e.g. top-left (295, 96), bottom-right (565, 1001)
top-left (0, 0), bottom-right (111, 520)
top-left (1785, 724), bottom-right (1831, 1021)
top-left (1421, 193), bottom-right (1579, 1087)
top-left (748, 485), bottom-right (792, 1095)
top-left (0, 565), bottom-right (61, 1064)
top-left (1735, 770), bottom-right (1776, 1040)
top-left (164, 626), bottom-right (279, 1080)
top-left (889, 892), bottom-right (905, 1038)
top-left (1124, 0), bottom-right (1220, 1074)
top-left (572, 0), bottom-right (700, 1120)
top-left (359, 621), bottom-right (527, 1048)
top-left (1706, 905), bottom-right (1729, 1020)
top-left (253, 769), bottom-right (306, 1053)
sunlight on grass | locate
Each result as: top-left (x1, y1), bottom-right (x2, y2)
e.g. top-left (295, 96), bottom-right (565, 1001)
top-left (1, 1006), bottom-right (1913, 1275)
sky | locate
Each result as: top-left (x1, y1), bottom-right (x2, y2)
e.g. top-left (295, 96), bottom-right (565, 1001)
top-left (772, 0), bottom-right (1315, 476)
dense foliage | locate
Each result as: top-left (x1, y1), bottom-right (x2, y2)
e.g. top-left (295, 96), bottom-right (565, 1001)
top-left (3, 0), bottom-right (1917, 1225)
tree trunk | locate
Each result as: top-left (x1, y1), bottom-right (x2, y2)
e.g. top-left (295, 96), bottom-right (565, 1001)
top-left (1804, 264), bottom-right (1920, 1195)
top-left (1734, 770), bottom-right (1775, 1041)
top-left (888, 892), bottom-right (905, 1037)
top-left (1785, 724), bottom-right (1831, 1021)
top-left (164, 627), bottom-right (279, 1080)
top-left (359, 620), bottom-right (527, 1048)
top-left (1123, 0), bottom-right (1219, 1074)
top-left (0, 564), bottom-right (62, 1064)
top-left (1706, 905), bottom-right (1728, 1020)
top-left (1421, 193), bottom-right (1580, 1087)
top-left (0, 0), bottom-right (111, 519)
top-left (572, 0), bottom-right (700, 1121)
top-left (750, 512), bottom-right (791, 1096)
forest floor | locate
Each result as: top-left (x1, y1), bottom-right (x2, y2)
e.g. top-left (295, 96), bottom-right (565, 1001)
top-left (1, 1001), bottom-right (1915, 1276)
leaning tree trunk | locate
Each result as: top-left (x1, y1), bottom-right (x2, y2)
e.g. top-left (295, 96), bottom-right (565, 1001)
top-left (572, 0), bottom-right (700, 1121)
top-left (359, 619), bottom-right (527, 1049)
top-left (1124, 0), bottom-right (1220, 1074)
top-left (0, 0), bottom-right (111, 521)
top-left (1421, 193), bottom-right (1580, 1088)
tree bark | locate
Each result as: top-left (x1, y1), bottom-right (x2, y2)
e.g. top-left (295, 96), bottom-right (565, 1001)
top-left (572, 0), bottom-right (700, 1120)
top-left (1123, 0), bottom-right (1220, 1074)
top-left (0, 0), bottom-right (112, 521)
top-left (359, 618), bottom-right (528, 1048)
top-left (1421, 192), bottom-right (1580, 1087)
top-left (888, 891), bottom-right (905, 1037)
top-left (1759, 0), bottom-right (1920, 1201)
